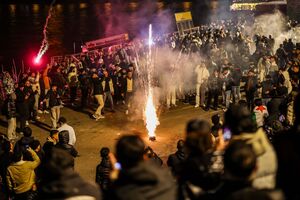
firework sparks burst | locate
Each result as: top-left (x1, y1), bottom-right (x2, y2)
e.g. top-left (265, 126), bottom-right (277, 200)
top-left (34, 0), bottom-right (56, 64)
top-left (144, 24), bottom-right (159, 140)
top-left (145, 89), bottom-right (159, 138)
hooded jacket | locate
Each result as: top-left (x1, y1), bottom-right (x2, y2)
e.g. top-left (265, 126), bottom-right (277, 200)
top-left (167, 149), bottom-right (186, 177)
top-left (231, 128), bottom-right (277, 189)
top-left (39, 169), bottom-right (101, 200)
top-left (110, 161), bottom-right (177, 200)
top-left (55, 131), bottom-right (78, 158)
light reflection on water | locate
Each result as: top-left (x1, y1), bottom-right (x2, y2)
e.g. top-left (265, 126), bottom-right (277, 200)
top-left (0, 1), bottom-right (217, 64)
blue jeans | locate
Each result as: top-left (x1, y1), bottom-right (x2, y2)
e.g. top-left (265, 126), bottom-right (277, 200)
top-left (231, 86), bottom-right (240, 104)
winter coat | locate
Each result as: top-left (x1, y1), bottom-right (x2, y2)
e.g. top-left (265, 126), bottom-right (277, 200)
top-left (208, 75), bottom-right (222, 92)
top-left (267, 97), bottom-right (285, 123)
top-left (50, 72), bottom-right (67, 89)
top-left (55, 131), bottom-right (78, 158)
top-left (92, 78), bottom-right (104, 95)
top-left (282, 71), bottom-right (292, 94)
top-left (231, 68), bottom-right (242, 86)
top-left (110, 161), bottom-right (177, 200)
top-left (45, 89), bottom-right (62, 108)
top-left (43, 68), bottom-right (51, 90)
top-left (167, 150), bottom-right (186, 177)
top-left (42, 136), bottom-right (57, 155)
top-left (262, 80), bottom-right (273, 99)
top-left (2, 73), bottom-right (15, 95)
top-left (222, 72), bottom-right (233, 91)
top-left (244, 76), bottom-right (258, 93)
top-left (102, 77), bottom-right (114, 93)
top-left (39, 169), bottom-right (101, 200)
top-left (195, 66), bottom-right (210, 84)
top-left (79, 74), bottom-right (91, 90)
top-left (68, 71), bottom-right (78, 88)
top-left (95, 158), bottom-right (112, 191)
top-left (28, 74), bottom-right (41, 95)
top-left (253, 105), bottom-right (269, 127)
top-left (2, 98), bottom-right (17, 119)
top-left (203, 179), bottom-right (284, 200)
top-left (180, 151), bottom-right (223, 192)
top-left (273, 126), bottom-right (300, 200)
top-left (231, 128), bottom-right (277, 189)
top-left (6, 149), bottom-right (40, 194)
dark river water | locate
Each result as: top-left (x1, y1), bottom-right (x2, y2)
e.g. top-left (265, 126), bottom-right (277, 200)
top-left (0, 1), bottom-right (224, 66)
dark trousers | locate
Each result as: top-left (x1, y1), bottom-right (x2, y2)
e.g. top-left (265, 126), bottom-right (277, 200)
top-left (246, 91), bottom-right (255, 111)
top-left (80, 88), bottom-right (89, 108)
top-left (17, 102), bottom-right (29, 132)
top-left (206, 90), bottom-right (219, 109)
top-left (70, 86), bottom-right (77, 104)
top-left (13, 190), bottom-right (37, 200)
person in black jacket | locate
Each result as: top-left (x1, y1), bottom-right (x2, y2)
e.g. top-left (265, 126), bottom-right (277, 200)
top-left (205, 69), bottom-right (222, 111)
top-left (203, 140), bottom-right (284, 200)
top-left (109, 135), bottom-right (177, 200)
top-left (15, 83), bottom-right (30, 133)
top-left (55, 130), bottom-right (78, 160)
top-left (96, 147), bottom-right (112, 198)
top-left (144, 146), bottom-right (163, 166)
top-left (231, 67), bottom-right (242, 104)
top-left (167, 140), bottom-right (186, 177)
top-left (44, 84), bottom-right (62, 129)
top-left (39, 148), bottom-right (102, 200)
top-left (78, 69), bottom-right (90, 109)
top-left (179, 119), bottom-right (223, 199)
top-left (261, 75), bottom-right (274, 106)
top-left (221, 67), bottom-right (233, 110)
top-left (3, 93), bottom-right (17, 141)
top-left (244, 69), bottom-right (258, 111)
top-left (92, 72), bottom-right (105, 120)
top-left (0, 138), bottom-right (13, 200)
top-left (43, 130), bottom-right (59, 156)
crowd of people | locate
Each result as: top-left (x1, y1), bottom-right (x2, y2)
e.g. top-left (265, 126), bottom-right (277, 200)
top-left (0, 17), bottom-right (299, 200)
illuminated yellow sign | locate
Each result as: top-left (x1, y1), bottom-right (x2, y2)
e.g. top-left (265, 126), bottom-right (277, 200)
top-left (175, 12), bottom-right (193, 22)
top-left (230, 3), bottom-right (258, 10)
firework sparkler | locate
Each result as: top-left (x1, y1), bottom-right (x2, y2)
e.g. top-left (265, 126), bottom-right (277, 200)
top-left (145, 24), bottom-right (159, 141)
top-left (34, 0), bottom-right (56, 64)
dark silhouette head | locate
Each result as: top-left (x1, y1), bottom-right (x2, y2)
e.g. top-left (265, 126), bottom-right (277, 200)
top-left (23, 127), bottom-right (32, 137)
top-left (177, 140), bottom-right (185, 151)
top-left (185, 119), bottom-right (212, 156)
top-left (116, 135), bottom-right (145, 169)
top-left (224, 140), bottom-right (257, 180)
top-left (225, 104), bottom-right (257, 135)
top-left (100, 147), bottom-right (110, 158)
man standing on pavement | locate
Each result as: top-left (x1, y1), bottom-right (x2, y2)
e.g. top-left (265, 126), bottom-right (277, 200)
top-left (58, 117), bottom-right (76, 146)
top-left (195, 62), bottom-right (209, 108)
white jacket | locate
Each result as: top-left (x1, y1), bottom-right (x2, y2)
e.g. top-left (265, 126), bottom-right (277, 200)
top-left (282, 71), bottom-right (292, 94)
top-left (195, 65), bottom-right (209, 84)
top-left (28, 73), bottom-right (41, 95)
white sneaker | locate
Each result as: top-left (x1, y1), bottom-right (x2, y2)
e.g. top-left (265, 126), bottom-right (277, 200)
top-left (92, 114), bottom-right (98, 119)
top-left (194, 104), bottom-right (199, 108)
top-left (96, 115), bottom-right (105, 120)
top-left (35, 116), bottom-right (41, 120)
top-left (44, 110), bottom-right (49, 114)
top-left (38, 110), bottom-right (43, 114)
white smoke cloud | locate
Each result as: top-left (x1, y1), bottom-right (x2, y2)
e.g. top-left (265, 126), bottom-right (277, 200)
top-left (245, 10), bottom-right (300, 50)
